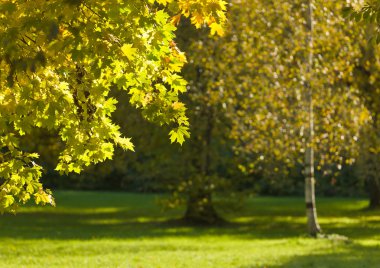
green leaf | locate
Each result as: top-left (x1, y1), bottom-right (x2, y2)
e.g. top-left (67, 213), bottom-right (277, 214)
top-left (169, 126), bottom-right (190, 145)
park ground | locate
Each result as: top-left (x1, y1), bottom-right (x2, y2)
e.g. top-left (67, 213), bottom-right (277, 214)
top-left (0, 191), bottom-right (379, 267)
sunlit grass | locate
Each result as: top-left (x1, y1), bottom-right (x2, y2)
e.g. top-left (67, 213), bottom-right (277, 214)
top-left (0, 191), bottom-right (379, 267)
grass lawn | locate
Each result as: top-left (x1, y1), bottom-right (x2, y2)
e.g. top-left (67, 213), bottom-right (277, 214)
top-left (0, 191), bottom-right (379, 268)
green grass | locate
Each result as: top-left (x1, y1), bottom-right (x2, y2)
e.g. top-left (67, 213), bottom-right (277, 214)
top-left (1, 191), bottom-right (380, 267)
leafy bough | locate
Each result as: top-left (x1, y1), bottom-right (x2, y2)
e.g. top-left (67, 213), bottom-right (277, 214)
top-left (0, 0), bottom-right (226, 212)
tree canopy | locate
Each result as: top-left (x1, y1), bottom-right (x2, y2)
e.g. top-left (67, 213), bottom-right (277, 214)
top-left (0, 0), bottom-right (226, 212)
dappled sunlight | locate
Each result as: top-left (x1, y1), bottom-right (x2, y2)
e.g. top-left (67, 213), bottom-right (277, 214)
top-left (79, 216), bottom-right (169, 226)
top-left (269, 243), bottom-right (380, 268)
top-left (19, 207), bottom-right (126, 215)
top-left (1, 0), bottom-right (379, 267)
top-left (356, 238), bottom-right (380, 246)
top-left (1, 193), bottom-right (379, 267)
top-left (319, 217), bottom-right (361, 225)
top-left (358, 215), bottom-right (380, 222)
top-left (232, 216), bottom-right (306, 224)
top-left (1, 236), bottom-right (358, 268)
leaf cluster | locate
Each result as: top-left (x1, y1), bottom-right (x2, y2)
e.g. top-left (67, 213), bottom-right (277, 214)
top-left (0, 0), bottom-right (226, 212)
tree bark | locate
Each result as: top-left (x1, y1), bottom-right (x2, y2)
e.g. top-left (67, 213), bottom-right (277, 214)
top-left (367, 131), bottom-right (380, 211)
top-left (368, 176), bottom-right (380, 209)
top-left (183, 92), bottom-right (222, 224)
top-left (184, 190), bottom-right (222, 224)
top-left (304, 0), bottom-right (322, 236)
top-left (304, 147), bottom-right (321, 235)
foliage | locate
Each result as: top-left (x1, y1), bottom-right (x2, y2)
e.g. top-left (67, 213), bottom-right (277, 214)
top-left (350, 26), bottom-right (380, 207)
top-left (221, 0), bottom-right (369, 186)
top-left (154, 0), bottom-right (369, 203)
top-left (0, 0), bottom-right (226, 212)
top-left (344, 1), bottom-right (380, 207)
top-left (343, 0), bottom-right (380, 42)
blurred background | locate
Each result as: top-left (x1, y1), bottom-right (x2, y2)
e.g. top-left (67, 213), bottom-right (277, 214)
top-left (20, 0), bottom-right (380, 223)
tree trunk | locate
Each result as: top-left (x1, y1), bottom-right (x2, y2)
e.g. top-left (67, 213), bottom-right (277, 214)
top-left (304, 0), bottom-right (322, 236)
top-left (368, 176), bottom-right (380, 209)
top-left (183, 97), bottom-right (222, 224)
top-left (304, 147), bottom-right (321, 235)
top-left (184, 190), bottom-right (222, 224)
top-left (365, 132), bottom-right (380, 209)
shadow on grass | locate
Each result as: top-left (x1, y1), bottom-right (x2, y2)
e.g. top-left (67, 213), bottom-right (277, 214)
top-left (240, 243), bottom-right (380, 268)
top-left (1, 209), bottom-right (379, 241)
top-left (0, 209), bottom-right (308, 240)
top-left (0, 192), bottom-right (379, 241)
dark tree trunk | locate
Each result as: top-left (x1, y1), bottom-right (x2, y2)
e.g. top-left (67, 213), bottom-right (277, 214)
top-left (184, 191), bottom-right (223, 224)
top-left (368, 178), bottom-right (380, 209)
top-left (367, 152), bottom-right (380, 209)
top-left (183, 101), bottom-right (223, 224)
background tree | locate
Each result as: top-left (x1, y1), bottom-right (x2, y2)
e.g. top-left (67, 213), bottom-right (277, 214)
top-left (344, 2), bottom-right (380, 208)
top-left (199, 0), bottom-right (368, 235)
top-left (133, 0), bottom-right (369, 227)
top-left (352, 28), bottom-right (380, 209)
top-left (173, 25), bottom-right (242, 224)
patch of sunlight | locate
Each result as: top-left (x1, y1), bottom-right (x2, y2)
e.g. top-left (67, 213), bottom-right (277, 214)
top-left (19, 207), bottom-right (124, 214)
top-left (319, 217), bottom-right (361, 225)
top-left (233, 216), bottom-right (305, 224)
top-left (79, 218), bottom-right (126, 225)
top-left (325, 200), bottom-right (368, 210)
top-left (231, 216), bottom-right (252, 223)
top-left (356, 238), bottom-right (380, 246)
top-left (276, 216), bottom-right (305, 223)
top-left (134, 217), bottom-right (167, 223)
top-left (155, 227), bottom-right (195, 234)
top-left (360, 215), bottom-right (380, 222)
top-left (79, 216), bottom-right (168, 225)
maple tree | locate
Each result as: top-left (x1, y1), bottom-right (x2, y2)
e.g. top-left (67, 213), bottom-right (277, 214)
top-left (0, 0), bottom-right (227, 212)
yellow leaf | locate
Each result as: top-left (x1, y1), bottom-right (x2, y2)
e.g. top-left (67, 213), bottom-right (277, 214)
top-left (172, 101), bottom-right (185, 110)
top-left (121, 44), bottom-right (137, 60)
top-left (210, 22), bottom-right (224, 36)
top-left (190, 12), bottom-right (204, 28)
top-left (171, 14), bottom-right (182, 26)
top-left (156, 0), bottom-right (172, 5)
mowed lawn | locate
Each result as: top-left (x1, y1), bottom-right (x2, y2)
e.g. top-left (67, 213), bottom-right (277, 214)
top-left (0, 191), bottom-right (380, 268)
